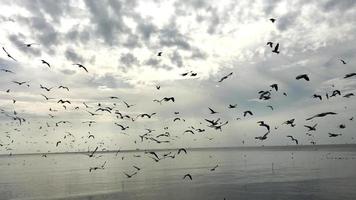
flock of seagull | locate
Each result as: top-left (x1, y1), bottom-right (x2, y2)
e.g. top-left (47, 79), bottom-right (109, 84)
top-left (0, 17), bottom-right (355, 182)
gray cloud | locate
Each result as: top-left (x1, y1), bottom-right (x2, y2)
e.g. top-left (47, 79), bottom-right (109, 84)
top-left (64, 48), bottom-right (83, 63)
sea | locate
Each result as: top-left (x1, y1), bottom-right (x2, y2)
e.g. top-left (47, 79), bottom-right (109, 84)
top-left (1, 145), bottom-right (356, 200)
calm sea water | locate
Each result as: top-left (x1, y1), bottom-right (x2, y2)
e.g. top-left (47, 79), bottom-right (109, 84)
top-left (1, 147), bottom-right (356, 200)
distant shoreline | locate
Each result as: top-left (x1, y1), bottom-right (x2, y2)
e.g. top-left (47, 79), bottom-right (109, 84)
top-left (1, 143), bottom-right (356, 157)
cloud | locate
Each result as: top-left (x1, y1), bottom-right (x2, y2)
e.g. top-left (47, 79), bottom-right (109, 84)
top-left (65, 47), bottom-right (83, 63)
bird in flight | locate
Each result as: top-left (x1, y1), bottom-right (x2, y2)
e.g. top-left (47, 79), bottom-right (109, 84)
top-left (304, 124), bottom-right (317, 131)
top-left (340, 59), bottom-right (346, 64)
top-left (41, 94), bottom-right (54, 101)
top-left (257, 121), bottom-right (270, 132)
top-left (272, 43), bottom-right (280, 54)
top-left (243, 110), bottom-right (253, 117)
top-left (313, 94), bottom-right (322, 100)
top-left (344, 73), bottom-right (356, 79)
top-left (266, 42), bottom-right (273, 48)
top-left (286, 135), bottom-right (298, 144)
top-left (210, 165), bottom-right (219, 171)
top-left (123, 101), bottom-right (134, 108)
top-left (12, 81), bottom-right (28, 86)
top-left (2, 47), bottom-right (17, 61)
top-left (41, 60), bottom-right (50, 68)
top-left (73, 63), bottom-right (88, 72)
top-left (0, 69), bottom-right (15, 73)
top-left (306, 112), bottom-right (337, 121)
top-left (208, 107), bottom-right (218, 114)
top-left (269, 18), bottom-right (276, 23)
top-left (58, 86), bottom-right (69, 91)
top-left (218, 72), bottom-right (233, 83)
top-left (157, 52), bottom-right (162, 56)
top-left (270, 83), bottom-right (278, 91)
top-left (328, 133), bottom-right (342, 137)
top-left (24, 43), bottom-right (39, 47)
top-left (183, 174), bottom-right (192, 180)
top-left (296, 74), bottom-right (310, 81)
top-left (124, 171), bottom-right (138, 178)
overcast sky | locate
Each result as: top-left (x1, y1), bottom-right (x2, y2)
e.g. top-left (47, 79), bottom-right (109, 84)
top-left (0, 0), bottom-right (356, 154)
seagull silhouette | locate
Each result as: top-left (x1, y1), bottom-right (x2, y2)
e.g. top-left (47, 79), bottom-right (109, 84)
top-left (296, 74), bottom-right (310, 81)
top-left (2, 47), bottom-right (17, 61)
top-left (73, 63), bottom-right (88, 72)
top-left (218, 72), bottom-right (233, 83)
top-left (306, 112), bottom-right (337, 121)
top-left (304, 123), bottom-right (317, 131)
top-left (208, 107), bottom-right (219, 114)
top-left (183, 174), bottom-right (192, 180)
top-left (344, 73), bottom-right (356, 78)
top-left (340, 59), bottom-right (346, 64)
top-left (272, 43), bottom-right (279, 54)
top-left (41, 60), bottom-right (50, 68)
top-left (287, 135), bottom-right (298, 144)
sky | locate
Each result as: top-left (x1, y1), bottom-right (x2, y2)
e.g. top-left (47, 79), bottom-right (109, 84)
top-left (0, 0), bottom-right (356, 154)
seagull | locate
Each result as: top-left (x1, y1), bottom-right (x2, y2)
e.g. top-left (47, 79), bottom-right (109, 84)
top-left (228, 104), bottom-right (237, 109)
top-left (243, 110), bottom-right (253, 117)
top-left (344, 73), bottom-right (356, 79)
top-left (87, 111), bottom-right (101, 116)
top-left (24, 43), bottom-right (39, 47)
top-left (306, 112), bottom-right (337, 121)
top-left (269, 18), bottom-right (276, 23)
top-left (218, 72), bottom-right (233, 83)
top-left (340, 59), bottom-right (346, 64)
top-left (40, 94), bottom-right (54, 101)
top-left (133, 165), bottom-right (141, 171)
top-left (257, 121), bottom-right (270, 132)
top-left (156, 85), bottom-right (161, 90)
top-left (2, 47), bottom-right (17, 61)
top-left (208, 107), bottom-right (218, 114)
top-left (183, 174), bottom-right (192, 180)
top-left (0, 69), bottom-right (15, 73)
top-left (304, 124), bottom-right (317, 131)
top-left (210, 165), bottom-right (219, 171)
top-left (266, 105), bottom-right (274, 110)
top-left (40, 84), bottom-right (53, 91)
top-left (286, 135), bottom-right (298, 144)
top-left (56, 141), bottom-right (61, 147)
top-left (270, 83), bottom-right (278, 91)
top-left (73, 63), bottom-right (88, 72)
top-left (343, 93), bottom-right (354, 98)
top-left (88, 146), bottom-right (98, 157)
top-left (178, 148), bottom-right (187, 154)
top-left (266, 42), bottom-right (273, 48)
top-left (296, 74), bottom-right (310, 81)
top-left (114, 123), bottom-right (129, 130)
top-left (123, 101), bottom-right (134, 108)
top-left (12, 81), bottom-right (28, 86)
top-left (57, 99), bottom-right (71, 104)
top-left (283, 119), bottom-right (296, 127)
top-left (137, 113), bottom-right (156, 118)
top-left (124, 171), bottom-right (138, 178)
top-left (328, 133), bottom-right (342, 137)
top-left (313, 94), bottom-right (322, 100)
top-left (272, 43), bottom-right (279, 54)
top-left (58, 86), bottom-right (69, 91)
top-left (157, 52), bottom-right (162, 56)
top-left (41, 60), bottom-right (50, 68)
top-left (255, 132), bottom-right (269, 141)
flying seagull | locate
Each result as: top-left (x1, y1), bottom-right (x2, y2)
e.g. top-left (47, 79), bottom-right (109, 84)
top-left (304, 124), bottom-right (317, 131)
top-left (208, 107), bottom-right (218, 114)
top-left (269, 18), bottom-right (276, 23)
top-left (296, 74), bottom-right (310, 81)
top-left (41, 60), bottom-right (50, 68)
top-left (183, 174), bottom-right (192, 180)
top-left (73, 63), bottom-right (88, 72)
top-left (286, 135), bottom-right (298, 145)
top-left (340, 59), bottom-right (346, 64)
top-left (344, 73), bottom-right (356, 79)
top-left (218, 72), bottom-right (233, 83)
top-left (306, 112), bottom-right (337, 121)
top-left (272, 43), bottom-right (279, 54)
top-left (2, 47), bottom-right (17, 61)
